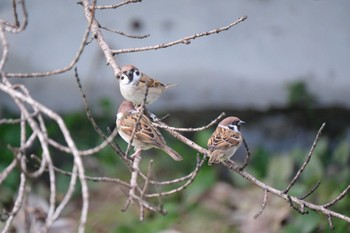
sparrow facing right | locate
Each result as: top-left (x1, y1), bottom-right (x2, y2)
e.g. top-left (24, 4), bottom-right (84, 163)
top-left (116, 100), bottom-right (183, 161)
top-left (207, 116), bottom-right (245, 165)
top-left (116, 65), bottom-right (176, 105)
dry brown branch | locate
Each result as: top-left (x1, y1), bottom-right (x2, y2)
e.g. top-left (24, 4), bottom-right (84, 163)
top-left (112, 16), bottom-right (248, 55)
top-left (2, 0), bottom-right (350, 231)
top-left (254, 189), bottom-right (268, 219)
top-left (80, 0), bottom-right (142, 10)
top-left (238, 137), bottom-right (251, 171)
top-left (323, 184), bottom-right (350, 208)
top-left (0, 0), bottom-right (28, 33)
top-left (283, 123), bottom-right (326, 194)
top-left (159, 120), bottom-right (350, 226)
top-left (153, 112), bottom-right (226, 132)
top-left (139, 159), bottom-right (153, 221)
top-left (5, 0), bottom-right (94, 78)
top-left (299, 180), bottom-right (320, 200)
top-left (0, 78), bottom-right (89, 233)
top-left (80, 0), bottom-right (121, 76)
top-left (73, 67), bottom-right (131, 166)
top-left (145, 155), bottom-right (205, 198)
top-left (31, 154), bottom-right (131, 188)
top-left (0, 159), bottom-right (17, 184)
top-left (98, 21), bottom-right (150, 39)
top-left (2, 172), bottom-right (26, 233)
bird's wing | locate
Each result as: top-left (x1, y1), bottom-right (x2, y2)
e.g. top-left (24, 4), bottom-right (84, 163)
top-left (208, 127), bottom-right (241, 150)
top-left (120, 112), bottom-right (166, 146)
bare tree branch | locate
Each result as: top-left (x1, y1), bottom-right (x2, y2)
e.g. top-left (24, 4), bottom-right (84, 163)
top-left (2, 0), bottom-right (350, 231)
top-left (254, 189), bottom-right (268, 219)
top-left (5, 0), bottom-right (94, 78)
top-left (112, 16), bottom-right (248, 55)
top-left (283, 123), bottom-right (326, 194)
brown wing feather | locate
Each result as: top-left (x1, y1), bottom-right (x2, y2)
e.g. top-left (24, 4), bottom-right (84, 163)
top-left (119, 112), bottom-right (166, 147)
top-left (208, 127), bottom-right (240, 151)
top-left (139, 75), bottom-right (166, 89)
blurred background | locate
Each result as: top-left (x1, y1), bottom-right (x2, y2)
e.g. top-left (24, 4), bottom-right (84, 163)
top-left (1, 0), bottom-right (350, 232)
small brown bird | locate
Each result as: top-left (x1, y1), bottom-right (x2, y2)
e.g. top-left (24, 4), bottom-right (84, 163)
top-left (116, 100), bottom-right (183, 161)
top-left (116, 65), bottom-right (176, 105)
top-left (207, 116), bottom-right (245, 165)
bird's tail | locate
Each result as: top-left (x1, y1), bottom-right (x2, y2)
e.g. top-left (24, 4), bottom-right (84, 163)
top-left (161, 145), bottom-right (183, 161)
top-left (165, 83), bottom-right (178, 89)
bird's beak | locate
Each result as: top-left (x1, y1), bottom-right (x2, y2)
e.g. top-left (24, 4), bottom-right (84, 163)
top-left (238, 120), bottom-right (245, 126)
top-left (126, 71), bottom-right (134, 81)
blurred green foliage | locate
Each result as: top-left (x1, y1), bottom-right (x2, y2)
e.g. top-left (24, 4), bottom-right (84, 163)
top-left (1, 107), bottom-right (350, 233)
top-left (287, 81), bottom-right (316, 108)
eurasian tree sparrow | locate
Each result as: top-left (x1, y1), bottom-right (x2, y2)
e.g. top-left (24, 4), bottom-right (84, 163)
top-left (207, 116), bottom-right (245, 165)
top-left (116, 100), bottom-right (183, 161)
top-left (116, 65), bottom-right (176, 105)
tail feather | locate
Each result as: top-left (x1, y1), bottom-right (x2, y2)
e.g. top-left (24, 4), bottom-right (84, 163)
top-left (161, 145), bottom-right (183, 161)
top-left (165, 83), bottom-right (178, 89)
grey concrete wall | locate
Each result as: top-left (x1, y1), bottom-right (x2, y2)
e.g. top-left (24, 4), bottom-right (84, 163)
top-left (1, 0), bottom-right (350, 113)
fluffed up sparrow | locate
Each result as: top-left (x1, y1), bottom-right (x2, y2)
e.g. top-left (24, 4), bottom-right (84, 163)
top-left (116, 64), bottom-right (176, 105)
top-left (207, 116), bottom-right (245, 165)
top-left (116, 100), bottom-right (183, 161)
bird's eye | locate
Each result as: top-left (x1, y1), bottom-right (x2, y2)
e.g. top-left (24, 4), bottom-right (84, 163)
top-left (228, 124), bottom-right (237, 131)
top-left (120, 75), bottom-right (124, 80)
top-left (134, 70), bottom-right (140, 76)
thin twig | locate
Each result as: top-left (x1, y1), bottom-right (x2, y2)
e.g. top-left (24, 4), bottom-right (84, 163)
top-left (0, 159), bottom-right (17, 185)
top-left (287, 195), bottom-right (308, 215)
top-left (222, 159), bottom-right (350, 224)
top-left (31, 154), bottom-right (131, 188)
top-left (323, 184), bottom-right (350, 208)
top-left (112, 16), bottom-right (248, 55)
top-left (98, 22), bottom-right (150, 39)
top-left (155, 121), bottom-right (207, 155)
top-left (328, 214), bottom-right (335, 230)
top-left (0, 0), bottom-right (28, 33)
top-left (47, 126), bottom-right (119, 156)
top-left (1, 172), bottom-right (26, 233)
top-left (0, 110), bottom-right (38, 125)
top-left (74, 67), bottom-right (129, 165)
top-left (146, 155), bottom-right (205, 198)
top-left (153, 112), bottom-right (226, 132)
top-left (139, 159), bottom-right (153, 221)
top-left (81, 0), bottom-right (142, 10)
top-left (283, 123), bottom-right (326, 194)
top-left (5, 0), bottom-right (92, 78)
top-left (0, 78), bottom-right (89, 233)
top-left (238, 137), bottom-right (251, 171)
top-left (299, 180), bottom-right (321, 200)
top-left (123, 153), bottom-right (142, 212)
top-left (80, 0), bottom-right (121, 76)
top-left (254, 189), bottom-right (268, 219)
top-left (0, 25), bottom-right (9, 71)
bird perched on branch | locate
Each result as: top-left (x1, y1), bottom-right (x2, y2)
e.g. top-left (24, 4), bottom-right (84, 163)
top-left (116, 64), bottom-right (176, 105)
top-left (116, 100), bottom-right (183, 161)
top-left (207, 116), bottom-right (245, 165)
